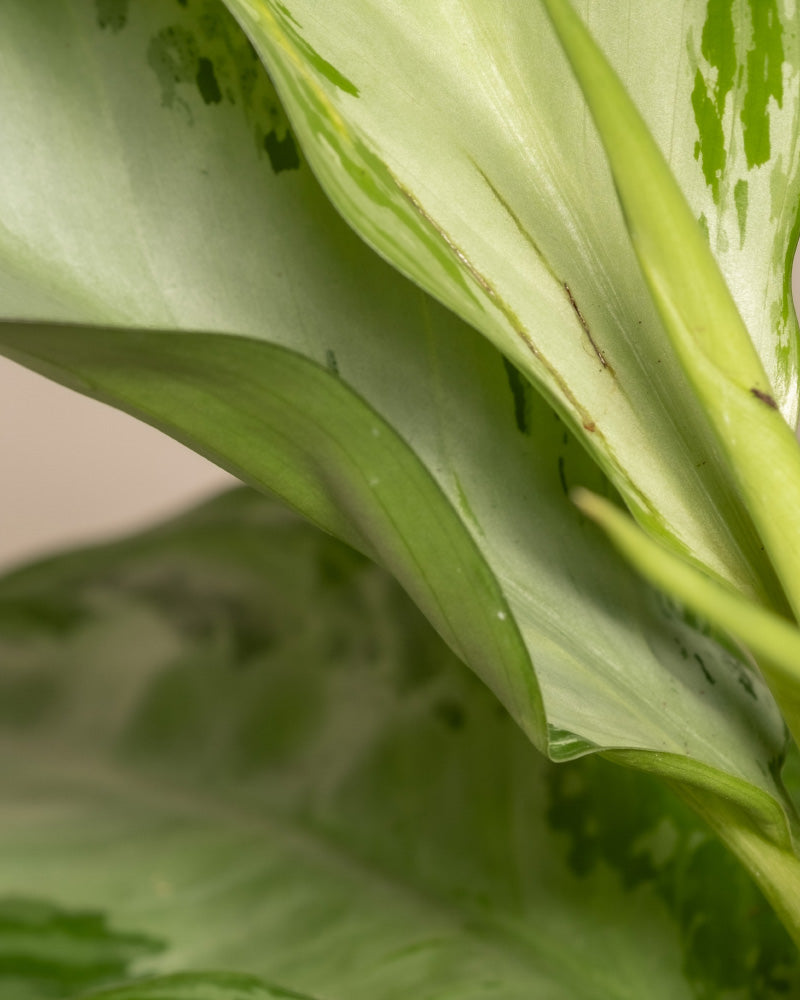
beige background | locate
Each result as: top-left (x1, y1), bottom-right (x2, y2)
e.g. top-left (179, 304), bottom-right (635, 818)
top-left (0, 359), bottom-right (233, 572)
top-left (2, 260), bottom-right (799, 572)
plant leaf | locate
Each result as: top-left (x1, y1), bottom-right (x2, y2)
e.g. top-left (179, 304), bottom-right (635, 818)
top-left (540, 0), bottom-right (800, 622)
top-left (0, 489), bottom-right (798, 998)
top-left (0, 325), bottom-right (546, 747)
top-left (0, 0), bottom-right (795, 836)
top-left (220, 0), bottom-right (800, 604)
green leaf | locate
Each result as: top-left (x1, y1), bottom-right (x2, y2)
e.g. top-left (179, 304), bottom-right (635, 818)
top-left (0, 0), bottom-right (546, 746)
top-left (0, 489), bottom-right (799, 998)
top-left (574, 486), bottom-right (800, 938)
top-left (539, 0), bottom-right (773, 399)
top-left (0, 896), bottom-right (163, 999)
top-left (0, 0), bottom-right (795, 840)
top-left (539, 0), bottom-right (800, 622)
top-left (220, 0), bottom-right (800, 605)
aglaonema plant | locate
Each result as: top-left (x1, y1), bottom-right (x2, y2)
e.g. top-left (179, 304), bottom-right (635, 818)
top-left (2, 0), bottom-right (800, 995)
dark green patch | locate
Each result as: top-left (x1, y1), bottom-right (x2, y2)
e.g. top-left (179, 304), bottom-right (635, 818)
top-left (315, 539), bottom-right (365, 586)
top-left (324, 349), bottom-right (339, 375)
top-left (691, 68), bottom-right (725, 200)
top-left (121, 642), bottom-right (324, 776)
top-left (147, 25), bottom-right (199, 109)
top-left (264, 130), bottom-right (300, 173)
top-left (0, 897), bottom-right (164, 998)
top-left (738, 671), bottom-right (757, 699)
top-left (502, 357), bottom-right (529, 434)
top-left (272, 5), bottom-right (359, 97)
top-left (557, 455), bottom-right (568, 495)
top-left (113, 571), bottom-right (275, 662)
top-left (95, 0), bottom-right (129, 32)
top-left (693, 0), bottom-right (786, 204)
top-left (693, 651), bottom-right (715, 685)
top-left (392, 613), bottom-right (451, 693)
top-left (741, 0), bottom-right (784, 169)
top-left (433, 697), bottom-right (466, 731)
top-left (548, 756), bottom-right (800, 996)
top-left (691, 0), bottom-right (736, 202)
top-left (0, 596), bottom-right (87, 637)
top-left (196, 56), bottom-right (222, 105)
top-left (276, 2), bottom-right (302, 29)
top-left (701, 0), bottom-right (736, 113)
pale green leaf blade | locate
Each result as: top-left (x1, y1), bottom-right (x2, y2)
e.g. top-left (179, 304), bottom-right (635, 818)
top-left (0, 0), bottom-right (795, 825)
top-left (539, 0), bottom-right (771, 396)
top-left (0, 490), bottom-right (799, 998)
top-left (221, 0), bottom-right (800, 603)
top-left (0, 324), bottom-right (546, 747)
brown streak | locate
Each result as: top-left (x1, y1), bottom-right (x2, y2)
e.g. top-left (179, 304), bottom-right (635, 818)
top-left (393, 167), bottom-right (638, 473)
top-left (563, 282), bottom-right (610, 372)
top-left (750, 387), bottom-right (778, 410)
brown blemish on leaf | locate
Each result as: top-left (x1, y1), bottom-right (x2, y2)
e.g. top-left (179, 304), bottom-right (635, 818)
top-left (475, 166), bottom-right (615, 380)
top-left (750, 387), bottom-right (778, 409)
top-left (564, 283), bottom-right (613, 374)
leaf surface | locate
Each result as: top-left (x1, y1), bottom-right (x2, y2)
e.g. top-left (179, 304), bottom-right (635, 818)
top-left (0, 0), bottom-right (794, 834)
top-left (0, 489), bottom-right (798, 999)
top-left (540, 0), bottom-right (800, 622)
top-left (222, 0), bottom-right (800, 603)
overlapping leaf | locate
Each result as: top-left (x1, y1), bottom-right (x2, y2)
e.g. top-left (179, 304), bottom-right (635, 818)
top-left (0, 489), bottom-right (798, 998)
top-left (223, 0), bottom-right (800, 603)
top-left (539, 0), bottom-right (800, 622)
top-left (0, 0), bottom-right (800, 876)
top-left (0, 0), bottom-right (795, 841)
